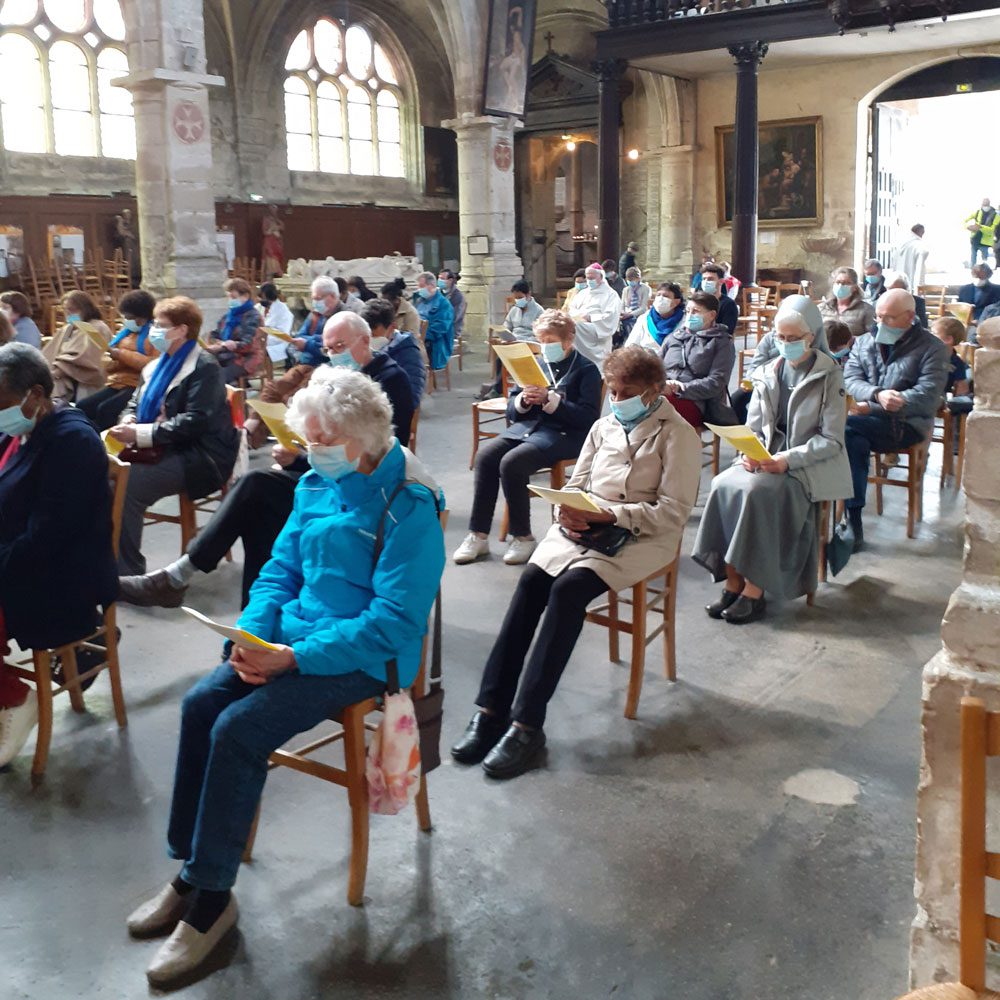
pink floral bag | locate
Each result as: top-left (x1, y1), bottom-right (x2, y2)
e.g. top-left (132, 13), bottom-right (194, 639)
top-left (366, 683), bottom-right (422, 815)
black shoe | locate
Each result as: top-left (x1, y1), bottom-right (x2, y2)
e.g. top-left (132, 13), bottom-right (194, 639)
top-left (706, 588), bottom-right (740, 619)
top-left (482, 725), bottom-right (546, 779)
top-left (848, 508), bottom-right (864, 553)
top-left (721, 595), bottom-right (767, 625)
top-left (451, 712), bottom-right (509, 765)
top-left (118, 569), bottom-right (187, 608)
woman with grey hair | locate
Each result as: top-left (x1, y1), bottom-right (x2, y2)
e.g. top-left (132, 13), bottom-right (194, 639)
top-left (129, 366), bottom-right (445, 989)
top-left (818, 266), bottom-right (876, 337)
top-left (692, 296), bottom-right (853, 624)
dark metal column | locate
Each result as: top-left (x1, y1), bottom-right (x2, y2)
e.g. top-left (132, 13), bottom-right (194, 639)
top-left (727, 41), bottom-right (768, 285)
top-left (594, 58), bottom-right (625, 264)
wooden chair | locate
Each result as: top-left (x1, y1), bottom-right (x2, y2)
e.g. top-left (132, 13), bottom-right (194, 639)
top-left (945, 302), bottom-right (975, 330)
top-left (242, 512), bottom-right (448, 906)
top-left (737, 348), bottom-right (757, 386)
top-left (919, 285), bottom-right (949, 322)
top-left (584, 554), bottom-right (681, 720)
top-left (868, 437), bottom-right (931, 539)
top-left (775, 281), bottom-right (804, 303)
top-left (893, 697), bottom-right (1000, 999)
top-left (12, 456), bottom-right (130, 782)
top-left (408, 409), bottom-right (420, 454)
top-left (698, 428), bottom-right (721, 476)
top-left (806, 500), bottom-right (835, 606)
top-left (936, 405), bottom-right (970, 491)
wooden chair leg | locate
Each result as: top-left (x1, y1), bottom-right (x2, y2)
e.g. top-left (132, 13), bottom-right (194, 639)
top-left (624, 581), bottom-right (647, 720)
top-left (242, 800), bottom-right (262, 863)
top-left (104, 606), bottom-right (127, 728)
top-left (875, 456), bottom-right (884, 516)
top-left (663, 566), bottom-right (678, 683)
top-left (59, 644), bottom-right (86, 714)
top-left (711, 437), bottom-right (720, 476)
top-left (940, 411), bottom-right (952, 488)
top-left (818, 501), bottom-right (829, 585)
top-left (907, 458), bottom-right (918, 539)
top-left (30, 650), bottom-right (54, 783)
top-left (470, 411), bottom-right (480, 470)
top-left (607, 590), bottom-right (620, 663)
top-left (343, 705), bottom-right (370, 906)
top-left (414, 771), bottom-right (432, 833)
top-left (498, 503), bottom-right (510, 542)
top-left (444, 362), bottom-right (451, 391)
top-left (179, 495), bottom-right (197, 553)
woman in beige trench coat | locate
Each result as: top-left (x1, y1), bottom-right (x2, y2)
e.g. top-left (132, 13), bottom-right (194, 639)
top-left (451, 346), bottom-right (702, 779)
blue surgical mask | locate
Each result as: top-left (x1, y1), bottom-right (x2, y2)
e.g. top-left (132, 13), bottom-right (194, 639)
top-left (0, 394), bottom-right (36, 437)
top-left (833, 283), bottom-right (852, 300)
top-left (586, 278), bottom-right (599, 290)
top-left (875, 322), bottom-right (906, 345)
top-left (417, 286), bottom-right (434, 300)
top-left (437, 278), bottom-right (448, 290)
top-left (514, 297), bottom-right (528, 308)
top-left (776, 338), bottom-right (808, 362)
top-left (701, 280), bottom-right (718, 294)
top-left (541, 341), bottom-right (566, 364)
top-left (865, 274), bottom-right (880, 285)
top-left (326, 349), bottom-right (361, 370)
top-left (628, 280), bottom-right (639, 288)
top-left (227, 298), bottom-right (242, 311)
top-left (686, 313), bottom-right (705, 332)
top-left (308, 444), bottom-right (359, 482)
top-left (122, 318), bottom-right (140, 333)
top-left (311, 298), bottom-right (327, 313)
top-left (67, 313), bottom-right (82, 325)
top-left (148, 327), bottom-right (172, 353)
top-left (611, 394), bottom-right (650, 426)
top-left (574, 281), bottom-right (586, 291)
top-left (832, 346), bottom-right (851, 359)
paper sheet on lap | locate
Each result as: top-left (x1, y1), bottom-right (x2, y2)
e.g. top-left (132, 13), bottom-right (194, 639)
top-left (704, 422), bottom-right (773, 462)
top-left (528, 485), bottom-right (603, 512)
top-left (246, 398), bottom-right (307, 451)
top-left (182, 607), bottom-right (282, 651)
top-left (493, 343), bottom-right (550, 388)
top-left (263, 327), bottom-right (293, 342)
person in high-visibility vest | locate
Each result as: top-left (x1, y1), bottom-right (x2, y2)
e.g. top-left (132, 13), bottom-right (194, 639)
top-left (965, 198), bottom-right (998, 265)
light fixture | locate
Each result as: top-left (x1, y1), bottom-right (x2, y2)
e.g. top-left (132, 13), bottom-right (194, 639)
top-left (627, 148), bottom-right (640, 161)
top-left (566, 140), bottom-right (576, 151)
top-left (249, 193), bottom-right (264, 202)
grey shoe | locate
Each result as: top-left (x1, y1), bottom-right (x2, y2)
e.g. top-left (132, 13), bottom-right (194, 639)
top-left (146, 895), bottom-right (239, 988)
top-left (118, 569), bottom-right (187, 608)
top-left (126, 883), bottom-right (188, 939)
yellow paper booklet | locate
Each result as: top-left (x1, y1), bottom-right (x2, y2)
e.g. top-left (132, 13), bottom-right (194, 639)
top-left (493, 342), bottom-right (550, 389)
top-left (182, 606), bottom-right (282, 651)
top-left (74, 320), bottom-right (110, 352)
top-left (703, 422), bottom-right (773, 463)
top-left (528, 485), bottom-right (603, 512)
top-left (263, 327), bottom-right (294, 342)
top-left (246, 398), bottom-right (306, 451)
top-left (101, 429), bottom-right (124, 457)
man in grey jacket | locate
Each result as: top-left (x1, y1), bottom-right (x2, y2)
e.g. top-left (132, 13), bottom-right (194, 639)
top-left (842, 289), bottom-right (949, 549)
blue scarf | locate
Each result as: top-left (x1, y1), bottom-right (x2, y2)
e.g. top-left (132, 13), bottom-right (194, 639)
top-left (109, 320), bottom-right (151, 354)
top-left (219, 298), bottom-right (255, 341)
top-left (646, 307), bottom-right (683, 345)
top-left (137, 340), bottom-right (196, 423)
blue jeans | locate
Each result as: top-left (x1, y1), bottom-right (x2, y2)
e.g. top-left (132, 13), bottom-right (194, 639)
top-left (167, 663), bottom-right (385, 891)
top-left (844, 413), bottom-right (924, 510)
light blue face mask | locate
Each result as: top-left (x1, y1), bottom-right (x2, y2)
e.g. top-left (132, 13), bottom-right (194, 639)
top-left (311, 298), bottom-right (327, 313)
top-left (417, 286), bottom-right (434, 300)
top-left (0, 394), bottom-right (37, 437)
top-left (148, 326), bottom-right (173, 353)
top-left (227, 297), bottom-right (242, 311)
top-left (308, 444), bottom-right (359, 482)
top-left (875, 322), bottom-right (906, 345)
top-left (122, 318), bottom-right (140, 333)
top-left (832, 346), bottom-right (851, 360)
top-left (865, 274), bottom-right (880, 285)
top-left (67, 313), bottom-right (82, 325)
top-left (776, 338), bottom-right (808, 362)
top-left (574, 281), bottom-right (586, 291)
top-left (326, 349), bottom-right (361, 370)
top-left (627, 280), bottom-right (639, 288)
top-left (701, 279), bottom-right (718, 294)
top-left (611, 393), bottom-right (651, 426)
top-left (540, 341), bottom-right (566, 364)
top-left (514, 297), bottom-right (528, 308)
top-left (586, 278), bottom-right (599, 290)
top-left (833, 283), bottom-right (852, 300)
top-left (686, 313), bottom-right (705, 332)
top-left (437, 278), bottom-right (448, 290)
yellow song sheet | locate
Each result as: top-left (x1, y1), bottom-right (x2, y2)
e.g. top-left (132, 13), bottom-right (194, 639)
top-left (527, 485), bottom-right (603, 513)
top-left (703, 422), bottom-right (773, 463)
top-left (101, 429), bottom-right (124, 457)
top-left (74, 320), bottom-right (110, 352)
top-left (182, 606), bottom-right (282, 651)
top-left (493, 342), bottom-right (550, 389)
top-left (246, 398), bottom-right (306, 451)
top-left (263, 327), bottom-right (294, 342)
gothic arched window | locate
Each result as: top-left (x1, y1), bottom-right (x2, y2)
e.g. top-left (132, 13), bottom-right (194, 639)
top-left (283, 17), bottom-right (404, 177)
top-left (0, 0), bottom-right (135, 158)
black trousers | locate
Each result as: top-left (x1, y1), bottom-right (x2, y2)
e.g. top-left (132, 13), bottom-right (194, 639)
top-left (76, 386), bottom-right (135, 431)
top-left (187, 468), bottom-right (297, 608)
top-left (470, 434), bottom-right (582, 538)
top-left (730, 387), bottom-right (752, 425)
top-left (476, 564), bottom-right (608, 729)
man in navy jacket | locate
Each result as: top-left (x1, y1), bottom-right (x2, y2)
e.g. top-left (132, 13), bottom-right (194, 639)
top-left (957, 263), bottom-right (1000, 321)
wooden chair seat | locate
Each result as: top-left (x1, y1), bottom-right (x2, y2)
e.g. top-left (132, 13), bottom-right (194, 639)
top-left (896, 986), bottom-right (1000, 999)
top-left (585, 555), bottom-right (680, 720)
top-left (868, 438), bottom-right (931, 538)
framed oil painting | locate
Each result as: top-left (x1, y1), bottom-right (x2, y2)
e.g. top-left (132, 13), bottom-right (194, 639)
top-left (715, 116), bottom-right (822, 228)
top-left (482, 0), bottom-right (537, 118)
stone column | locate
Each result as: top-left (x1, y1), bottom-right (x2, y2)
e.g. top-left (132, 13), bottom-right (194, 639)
top-left (116, 0), bottom-right (226, 312)
top-left (659, 145), bottom-right (696, 281)
top-left (442, 113), bottom-right (524, 333)
top-left (727, 42), bottom-right (768, 286)
top-left (910, 320), bottom-right (1000, 989)
top-left (595, 58), bottom-right (625, 265)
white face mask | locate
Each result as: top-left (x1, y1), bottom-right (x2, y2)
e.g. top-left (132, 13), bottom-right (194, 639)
top-left (370, 336), bottom-right (389, 351)
top-left (653, 295), bottom-right (675, 316)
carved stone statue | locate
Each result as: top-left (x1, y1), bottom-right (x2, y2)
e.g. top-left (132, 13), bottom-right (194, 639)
top-left (261, 205), bottom-right (286, 278)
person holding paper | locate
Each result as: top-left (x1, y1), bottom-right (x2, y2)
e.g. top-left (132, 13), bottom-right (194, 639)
top-left (693, 299), bottom-right (853, 624)
top-left (129, 368), bottom-right (444, 988)
top-left (566, 262), bottom-right (622, 368)
top-left (454, 310), bottom-right (601, 567)
top-left (256, 282), bottom-right (294, 365)
top-left (206, 278), bottom-right (263, 385)
top-left (452, 346), bottom-right (700, 779)
top-left (42, 291), bottom-right (110, 403)
top-left (77, 290), bottom-right (159, 431)
top-left (626, 281), bottom-right (685, 353)
top-left (660, 291), bottom-right (737, 428)
top-left (476, 279), bottom-right (545, 400)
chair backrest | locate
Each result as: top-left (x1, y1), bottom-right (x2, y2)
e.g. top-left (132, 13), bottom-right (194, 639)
top-left (107, 455), bottom-right (131, 559)
top-left (919, 284), bottom-right (949, 320)
top-left (956, 342), bottom-right (979, 366)
top-left (739, 285), bottom-right (772, 313)
top-left (777, 282), bottom-right (803, 302)
top-left (945, 301), bottom-right (975, 328)
top-left (737, 348), bottom-right (755, 384)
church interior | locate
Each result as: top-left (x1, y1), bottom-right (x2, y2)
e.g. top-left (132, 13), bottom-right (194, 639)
top-left (2, 0), bottom-right (1000, 997)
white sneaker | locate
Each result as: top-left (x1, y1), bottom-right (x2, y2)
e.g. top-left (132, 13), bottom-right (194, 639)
top-left (453, 533), bottom-right (490, 565)
top-left (146, 895), bottom-right (239, 988)
top-left (503, 537), bottom-right (537, 565)
top-left (0, 694), bottom-right (39, 767)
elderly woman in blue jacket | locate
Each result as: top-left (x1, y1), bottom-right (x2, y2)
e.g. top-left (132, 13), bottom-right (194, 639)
top-left (128, 367), bottom-right (445, 989)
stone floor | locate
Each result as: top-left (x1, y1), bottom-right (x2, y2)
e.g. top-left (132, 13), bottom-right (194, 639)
top-left (3, 349), bottom-right (965, 999)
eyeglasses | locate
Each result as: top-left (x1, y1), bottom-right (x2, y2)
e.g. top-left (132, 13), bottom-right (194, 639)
top-left (321, 338), bottom-right (357, 356)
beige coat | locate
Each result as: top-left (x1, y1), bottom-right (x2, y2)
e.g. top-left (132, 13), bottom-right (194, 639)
top-left (42, 320), bottom-right (110, 402)
top-left (531, 402), bottom-right (702, 591)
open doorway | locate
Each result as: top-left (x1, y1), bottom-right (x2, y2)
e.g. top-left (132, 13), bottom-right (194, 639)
top-left (867, 56), bottom-right (1000, 285)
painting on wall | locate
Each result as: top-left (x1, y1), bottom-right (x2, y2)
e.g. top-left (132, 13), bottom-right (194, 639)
top-left (715, 116), bottom-right (822, 228)
top-left (424, 127), bottom-right (458, 196)
top-left (482, 0), bottom-right (537, 118)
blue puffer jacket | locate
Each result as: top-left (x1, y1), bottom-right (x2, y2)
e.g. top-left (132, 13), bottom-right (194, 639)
top-left (238, 441), bottom-right (445, 688)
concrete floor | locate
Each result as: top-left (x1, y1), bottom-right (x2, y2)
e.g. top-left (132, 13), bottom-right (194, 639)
top-left (2, 347), bottom-right (965, 999)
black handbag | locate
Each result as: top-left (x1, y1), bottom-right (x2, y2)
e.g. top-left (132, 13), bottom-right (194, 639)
top-left (375, 481), bottom-right (445, 774)
top-left (560, 522), bottom-right (633, 557)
